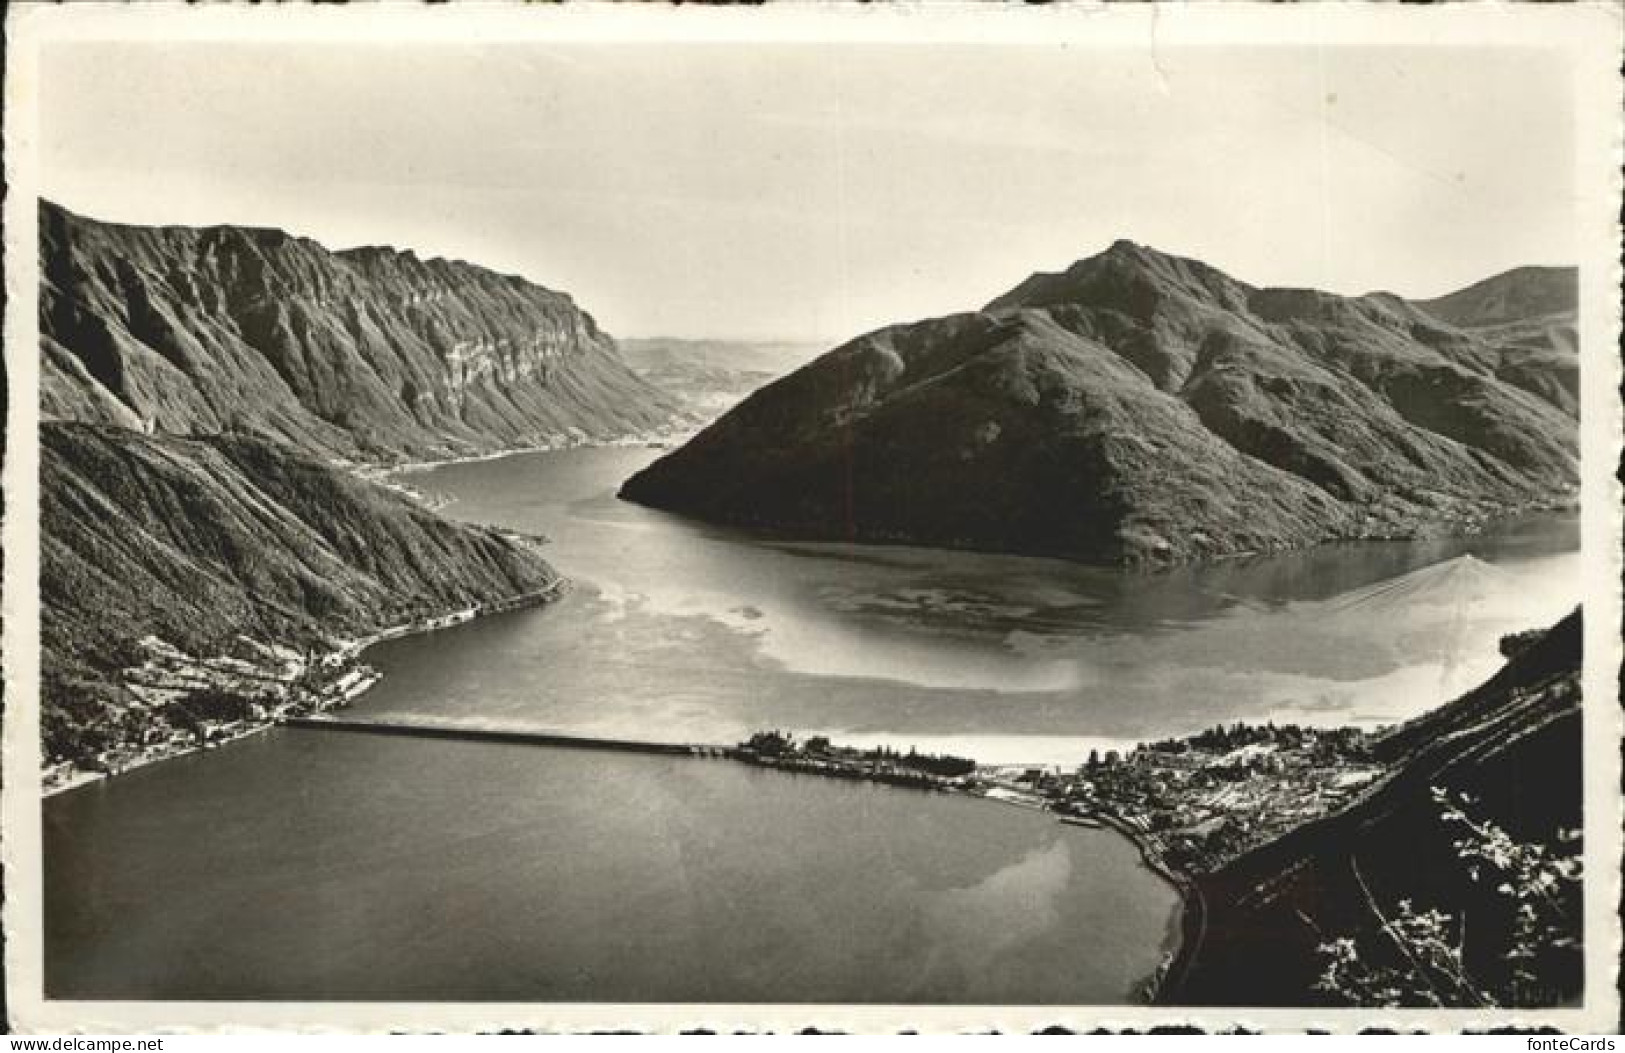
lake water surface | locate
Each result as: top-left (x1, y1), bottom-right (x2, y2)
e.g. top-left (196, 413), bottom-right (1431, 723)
top-left (44, 446), bottom-right (1579, 1002)
top-left (47, 733), bottom-right (1175, 1002)
top-left (375, 447), bottom-right (1581, 763)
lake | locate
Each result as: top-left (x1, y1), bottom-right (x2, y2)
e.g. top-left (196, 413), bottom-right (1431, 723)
top-left (45, 732), bottom-right (1177, 1002)
top-left (373, 447), bottom-right (1580, 763)
top-left (44, 445), bottom-right (1579, 1002)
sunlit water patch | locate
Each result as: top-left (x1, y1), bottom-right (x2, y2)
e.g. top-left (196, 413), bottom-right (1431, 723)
top-left (350, 447), bottom-right (1581, 760)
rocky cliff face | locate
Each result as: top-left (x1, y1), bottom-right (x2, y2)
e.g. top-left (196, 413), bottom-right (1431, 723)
top-left (40, 200), bottom-right (681, 462)
top-left (42, 422), bottom-right (562, 765)
top-left (1164, 609), bottom-right (1582, 1006)
top-left (621, 243), bottom-right (1577, 564)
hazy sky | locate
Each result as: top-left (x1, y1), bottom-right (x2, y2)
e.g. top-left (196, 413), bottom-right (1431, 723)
top-left (40, 42), bottom-right (1575, 342)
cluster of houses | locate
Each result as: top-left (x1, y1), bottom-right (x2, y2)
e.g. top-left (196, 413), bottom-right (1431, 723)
top-left (1052, 726), bottom-right (1385, 873)
top-left (43, 635), bottom-right (380, 794)
top-left (720, 723), bottom-right (1386, 879)
top-left (918, 726), bottom-right (1385, 874)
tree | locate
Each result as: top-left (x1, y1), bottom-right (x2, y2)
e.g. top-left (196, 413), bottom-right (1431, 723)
top-left (1312, 788), bottom-right (1582, 1007)
top-left (746, 729), bottom-right (795, 757)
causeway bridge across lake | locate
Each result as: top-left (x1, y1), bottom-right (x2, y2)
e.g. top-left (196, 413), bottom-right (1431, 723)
top-left (283, 716), bottom-right (732, 758)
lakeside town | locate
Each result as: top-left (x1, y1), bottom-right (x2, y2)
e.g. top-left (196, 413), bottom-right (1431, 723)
top-left (732, 722), bottom-right (1386, 879)
top-left (42, 582), bottom-right (567, 796)
top-left (43, 636), bottom-right (378, 796)
top-left (724, 716), bottom-right (1400, 1003)
top-left (726, 718), bottom-right (1399, 1003)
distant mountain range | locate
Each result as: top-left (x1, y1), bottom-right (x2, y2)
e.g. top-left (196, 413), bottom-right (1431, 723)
top-left (40, 200), bottom-right (680, 464)
top-left (617, 337), bottom-right (826, 377)
top-left (622, 243), bottom-right (1577, 564)
top-left (617, 337), bottom-right (824, 420)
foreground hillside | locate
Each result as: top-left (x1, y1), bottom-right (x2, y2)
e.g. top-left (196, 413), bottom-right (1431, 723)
top-left (40, 200), bottom-right (681, 463)
top-left (1162, 609), bottom-right (1582, 1006)
top-left (623, 244), bottom-right (1577, 564)
top-left (42, 422), bottom-right (561, 766)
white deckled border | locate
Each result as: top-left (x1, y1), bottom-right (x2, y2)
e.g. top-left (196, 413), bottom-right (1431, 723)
top-left (3, 0), bottom-right (1621, 1035)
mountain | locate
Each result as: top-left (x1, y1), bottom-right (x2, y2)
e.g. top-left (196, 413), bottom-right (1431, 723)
top-left (1412, 266), bottom-right (1580, 418)
top-left (40, 200), bottom-right (681, 463)
top-left (621, 244), bottom-right (1577, 565)
top-left (1161, 609), bottom-right (1582, 1005)
top-left (1414, 266), bottom-right (1578, 328)
top-left (42, 422), bottom-right (560, 765)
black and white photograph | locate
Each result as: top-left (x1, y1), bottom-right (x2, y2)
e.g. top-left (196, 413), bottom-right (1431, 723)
top-left (3, 2), bottom-right (1621, 1035)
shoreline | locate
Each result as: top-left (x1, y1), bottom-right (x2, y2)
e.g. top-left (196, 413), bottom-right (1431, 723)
top-left (275, 711), bottom-right (1189, 999)
top-left (945, 781), bottom-right (1196, 1003)
top-left (1085, 812), bottom-right (1205, 1003)
top-left (616, 495), bottom-right (1578, 573)
top-left (44, 418), bottom-right (687, 799)
top-left (345, 424), bottom-right (700, 515)
top-left (353, 423), bottom-right (701, 482)
top-left (329, 579), bottom-right (569, 663)
top-left (42, 579), bottom-right (570, 799)
top-left (42, 687), bottom-right (1209, 1006)
top-left (43, 717), bottom-right (287, 800)
top-left (718, 733), bottom-right (1198, 1004)
top-left (350, 424), bottom-right (1573, 588)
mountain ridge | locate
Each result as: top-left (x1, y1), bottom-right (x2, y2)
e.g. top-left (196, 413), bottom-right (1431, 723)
top-left (42, 421), bottom-right (562, 767)
top-left (616, 337), bottom-right (825, 418)
top-left (40, 199), bottom-right (683, 464)
top-left (622, 242), bottom-right (1577, 565)
top-left (1412, 265), bottom-right (1578, 328)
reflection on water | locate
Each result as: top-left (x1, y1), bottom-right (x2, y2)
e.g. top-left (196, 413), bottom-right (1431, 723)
top-left (918, 841), bottom-right (1074, 996)
top-left (366, 447), bottom-right (1581, 763)
top-left (45, 735), bottom-right (1178, 1002)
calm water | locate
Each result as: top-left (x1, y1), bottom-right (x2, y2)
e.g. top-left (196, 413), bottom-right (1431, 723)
top-left (371, 447), bottom-right (1580, 763)
top-left (45, 445), bottom-right (1579, 1002)
top-left (46, 733), bottom-right (1176, 1002)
